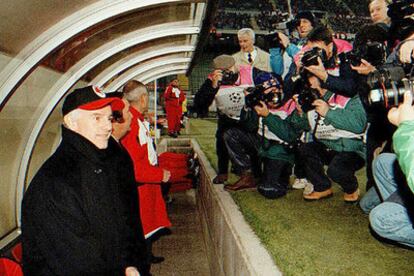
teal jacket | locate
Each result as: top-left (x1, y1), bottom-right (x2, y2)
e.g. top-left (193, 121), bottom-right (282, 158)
top-left (393, 120), bottom-right (414, 194)
top-left (240, 103), bottom-right (301, 164)
top-left (288, 91), bottom-right (367, 159)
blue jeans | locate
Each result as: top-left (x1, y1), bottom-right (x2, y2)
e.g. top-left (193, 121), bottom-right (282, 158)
top-left (368, 153), bottom-right (414, 248)
top-left (359, 186), bottom-right (381, 214)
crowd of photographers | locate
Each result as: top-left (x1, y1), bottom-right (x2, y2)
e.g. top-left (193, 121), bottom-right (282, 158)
top-left (194, 0), bottom-right (414, 248)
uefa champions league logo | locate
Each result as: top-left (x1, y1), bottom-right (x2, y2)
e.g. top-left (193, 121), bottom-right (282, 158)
top-left (228, 91), bottom-right (243, 104)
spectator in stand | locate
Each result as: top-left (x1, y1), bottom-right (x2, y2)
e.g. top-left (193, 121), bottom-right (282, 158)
top-left (214, 11), bottom-right (252, 30)
top-left (164, 78), bottom-right (185, 138)
top-left (233, 28), bottom-right (271, 72)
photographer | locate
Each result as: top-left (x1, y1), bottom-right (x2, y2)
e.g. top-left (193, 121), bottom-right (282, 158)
top-left (289, 75), bottom-right (367, 201)
top-left (367, 92), bottom-right (414, 248)
top-left (223, 80), bottom-right (301, 196)
top-left (352, 0), bottom-right (414, 76)
top-left (269, 11), bottom-right (316, 78)
top-left (346, 24), bottom-right (395, 197)
top-left (282, 25), bottom-right (357, 191)
top-left (357, 0), bottom-right (414, 211)
top-left (369, 0), bottom-right (391, 25)
top-left (193, 55), bottom-right (278, 184)
top-left (266, 12), bottom-right (316, 191)
top-left (284, 25), bottom-right (357, 99)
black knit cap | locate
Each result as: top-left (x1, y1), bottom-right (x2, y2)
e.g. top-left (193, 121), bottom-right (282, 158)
top-left (295, 11), bottom-right (315, 26)
top-left (62, 85), bottom-right (124, 116)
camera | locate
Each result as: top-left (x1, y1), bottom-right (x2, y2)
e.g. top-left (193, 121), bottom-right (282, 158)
top-left (264, 32), bottom-right (284, 50)
top-left (301, 47), bottom-right (327, 67)
top-left (220, 70), bottom-right (239, 85)
top-left (388, 0), bottom-right (414, 41)
top-left (245, 84), bottom-right (283, 109)
top-left (366, 66), bottom-right (414, 108)
top-left (297, 87), bottom-right (321, 112)
top-left (344, 41), bottom-right (387, 67)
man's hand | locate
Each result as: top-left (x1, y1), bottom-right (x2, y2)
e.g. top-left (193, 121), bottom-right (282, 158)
top-left (278, 32), bottom-right (290, 48)
top-left (293, 94), bottom-right (304, 115)
top-left (388, 91), bottom-right (414, 126)
top-left (313, 99), bottom-right (330, 117)
top-left (211, 70), bottom-right (223, 88)
top-left (125, 266), bottom-right (140, 276)
top-left (162, 169), bottom-right (171, 182)
top-left (351, 59), bottom-right (376, 75)
top-left (399, 40), bottom-right (414, 64)
top-left (304, 57), bottom-right (328, 82)
top-left (254, 101), bottom-right (270, 117)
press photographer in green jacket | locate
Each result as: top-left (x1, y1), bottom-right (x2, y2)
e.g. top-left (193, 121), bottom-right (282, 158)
top-left (287, 75), bottom-right (367, 201)
top-left (223, 81), bottom-right (302, 198)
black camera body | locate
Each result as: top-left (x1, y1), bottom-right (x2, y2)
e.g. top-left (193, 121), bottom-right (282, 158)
top-left (245, 85), bottom-right (283, 109)
top-left (220, 70), bottom-right (239, 85)
top-left (297, 88), bottom-right (321, 112)
top-left (344, 42), bottom-right (387, 67)
top-left (388, 0), bottom-right (414, 40)
top-left (301, 47), bottom-right (327, 67)
top-left (264, 32), bottom-right (284, 50)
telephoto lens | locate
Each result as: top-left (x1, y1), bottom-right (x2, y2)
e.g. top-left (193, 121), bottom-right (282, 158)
top-left (368, 78), bottom-right (414, 108)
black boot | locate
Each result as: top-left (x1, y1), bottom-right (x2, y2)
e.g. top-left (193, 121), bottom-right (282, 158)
top-left (150, 254), bottom-right (165, 264)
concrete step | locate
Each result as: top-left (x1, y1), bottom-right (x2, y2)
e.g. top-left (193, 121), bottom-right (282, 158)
top-left (166, 138), bottom-right (191, 147)
top-left (167, 146), bottom-right (193, 154)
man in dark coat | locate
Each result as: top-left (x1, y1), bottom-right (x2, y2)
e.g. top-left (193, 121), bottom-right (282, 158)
top-left (21, 86), bottom-right (147, 275)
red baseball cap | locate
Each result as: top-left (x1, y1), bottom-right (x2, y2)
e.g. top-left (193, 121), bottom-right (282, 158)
top-left (62, 86), bottom-right (124, 116)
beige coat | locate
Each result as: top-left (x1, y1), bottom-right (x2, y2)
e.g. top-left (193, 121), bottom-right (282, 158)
top-left (232, 47), bottom-right (271, 72)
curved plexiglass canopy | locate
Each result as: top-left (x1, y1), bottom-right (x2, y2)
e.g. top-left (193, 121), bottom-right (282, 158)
top-left (0, 0), bottom-right (213, 247)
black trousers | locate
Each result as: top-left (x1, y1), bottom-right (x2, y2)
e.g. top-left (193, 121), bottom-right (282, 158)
top-left (293, 149), bottom-right (306, 179)
top-left (216, 117), bottom-right (240, 174)
top-left (365, 121), bottom-right (394, 191)
top-left (259, 158), bottom-right (292, 199)
top-left (216, 126), bottom-right (231, 175)
top-left (298, 142), bottom-right (365, 193)
top-left (223, 127), bottom-right (261, 176)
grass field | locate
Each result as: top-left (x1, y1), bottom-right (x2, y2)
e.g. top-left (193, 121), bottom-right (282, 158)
top-left (186, 118), bottom-right (414, 276)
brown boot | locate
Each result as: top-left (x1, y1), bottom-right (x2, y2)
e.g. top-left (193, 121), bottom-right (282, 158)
top-left (213, 174), bottom-right (228, 184)
top-left (224, 173), bottom-right (256, 191)
top-left (303, 188), bottom-right (333, 201)
top-left (344, 189), bottom-right (359, 203)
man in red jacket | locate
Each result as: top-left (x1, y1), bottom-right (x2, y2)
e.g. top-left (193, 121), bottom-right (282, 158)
top-left (121, 80), bottom-right (172, 264)
top-left (164, 78), bottom-right (185, 137)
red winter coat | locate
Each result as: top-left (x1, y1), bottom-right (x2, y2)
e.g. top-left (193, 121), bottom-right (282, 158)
top-left (164, 85), bottom-right (185, 133)
top-left (121, 107), bottom-right (171, 237)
